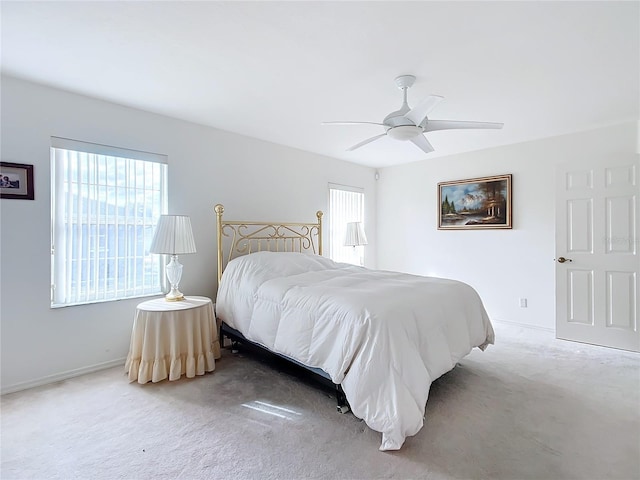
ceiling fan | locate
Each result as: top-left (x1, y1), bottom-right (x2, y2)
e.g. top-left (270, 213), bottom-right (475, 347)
top-left (322, 75), bottom-right (503, 154)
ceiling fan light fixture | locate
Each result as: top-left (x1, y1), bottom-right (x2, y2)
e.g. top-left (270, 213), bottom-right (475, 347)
top-left (387, 125), bottom-right (423, 141)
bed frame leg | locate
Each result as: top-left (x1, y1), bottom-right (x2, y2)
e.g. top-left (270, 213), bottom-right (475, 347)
top-left (335, 385), bottom-right (350, 414)
top-left (219, 325), bottom-right (225, 349)
top-left (221, 326), bottom-right (240, 354)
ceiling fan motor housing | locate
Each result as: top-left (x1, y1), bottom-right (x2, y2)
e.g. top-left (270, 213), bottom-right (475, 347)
top-left (384, 108), bottom-right (424, 140)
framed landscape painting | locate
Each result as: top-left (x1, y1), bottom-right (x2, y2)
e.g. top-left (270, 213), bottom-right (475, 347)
top-left (438, 174), bottom-right (512, 230)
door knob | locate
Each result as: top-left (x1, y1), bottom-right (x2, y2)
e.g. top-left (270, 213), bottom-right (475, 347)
top-left (556, 257), bottom-right (572, 263)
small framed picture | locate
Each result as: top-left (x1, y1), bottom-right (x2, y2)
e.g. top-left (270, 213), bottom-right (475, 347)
top-left (0, 162), bottom-right (35, 200)
top-left (438, 174), bottom-right (512, 230)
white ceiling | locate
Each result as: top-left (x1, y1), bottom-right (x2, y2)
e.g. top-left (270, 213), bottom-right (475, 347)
top-left (2, 1), bottom-right (638, 168)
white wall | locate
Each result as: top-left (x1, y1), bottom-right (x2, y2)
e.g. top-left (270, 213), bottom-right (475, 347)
top-left (0, 76), bottom-right (376, 393)
top-left (377, 121), bottom-right (639, 331)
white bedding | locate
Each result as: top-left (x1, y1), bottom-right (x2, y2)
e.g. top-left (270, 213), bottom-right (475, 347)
top-left (216, 251), bottom-right (494, 450)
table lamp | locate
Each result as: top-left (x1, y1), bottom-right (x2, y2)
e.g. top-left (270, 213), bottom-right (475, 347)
top-left (344, 221), bottom-right (368, 248)
top-left (345, 221), bottom-right (368, 266)
top-left (150, 215), bottom-right (197, 301)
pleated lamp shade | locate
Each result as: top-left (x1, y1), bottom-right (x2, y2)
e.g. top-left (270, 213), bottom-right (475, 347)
top-left (150, 215), bottom-right (197, 255)
top-left (344, 221), bottom-right (368, 247)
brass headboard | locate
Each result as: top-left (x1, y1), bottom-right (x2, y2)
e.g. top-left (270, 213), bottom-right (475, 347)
top-left (214, 204), bottom-right (323, 284)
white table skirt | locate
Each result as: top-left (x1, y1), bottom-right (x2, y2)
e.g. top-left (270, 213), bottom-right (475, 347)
top-left (125, 296), bottom-right (221, 384)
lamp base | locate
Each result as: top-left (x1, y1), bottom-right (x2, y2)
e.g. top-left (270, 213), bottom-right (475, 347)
top-left (164, 255), bottom-right (185, 301)
top-left (165, 291), bottom-right (185, 302)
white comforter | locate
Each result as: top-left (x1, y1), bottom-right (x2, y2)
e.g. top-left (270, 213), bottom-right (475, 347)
top-left (216, 252), bottom-right (494, 450)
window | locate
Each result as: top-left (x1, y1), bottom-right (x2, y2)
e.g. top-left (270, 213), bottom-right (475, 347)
top-left (51, 137), bottom-right (168, 307)
top-left (329, 184), bottom-right (366, 265)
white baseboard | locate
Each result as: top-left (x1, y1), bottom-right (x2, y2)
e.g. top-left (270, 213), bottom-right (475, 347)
top-left (492, 318), bottom-right (555, 333)
top-left (1, 357), bottom-right (127, 395)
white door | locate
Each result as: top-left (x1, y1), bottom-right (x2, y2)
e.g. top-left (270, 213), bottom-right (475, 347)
top-left (556, 156), bottom-right (640, 352)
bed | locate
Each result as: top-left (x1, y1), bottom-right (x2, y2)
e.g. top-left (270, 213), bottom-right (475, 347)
top-left (213, 204), bottom-right (495, 451)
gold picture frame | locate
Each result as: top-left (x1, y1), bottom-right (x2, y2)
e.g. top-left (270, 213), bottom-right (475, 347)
top-left (438, 174), bottom-right (512, 230)
top-left (0, 162), bottom-right (34, 200)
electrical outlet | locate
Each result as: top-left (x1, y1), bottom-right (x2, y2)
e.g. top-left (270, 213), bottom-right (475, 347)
top-left (519, 298), bottom-right (528, 308)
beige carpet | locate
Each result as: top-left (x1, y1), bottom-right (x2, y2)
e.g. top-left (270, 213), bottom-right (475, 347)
top-left (1, 322), bottom-right (639, 480)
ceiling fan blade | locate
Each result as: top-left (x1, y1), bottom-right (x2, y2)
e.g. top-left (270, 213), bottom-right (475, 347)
top-left (410, 134), bottom-right (435, 154)
top-left (405, 95), bottom-right (444, 126)
top-left (322, 121), bottom-right (384, 126)
top-left (424, 120), bottom-right (504, 132)
top-left (346, 133), bottom-right (387, 151)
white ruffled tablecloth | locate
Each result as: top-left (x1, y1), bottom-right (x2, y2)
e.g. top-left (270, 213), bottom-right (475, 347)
top-left (125, 296), bottom-right (220, 383)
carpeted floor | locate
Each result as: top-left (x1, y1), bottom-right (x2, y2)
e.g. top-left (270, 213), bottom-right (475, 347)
top-left (1, 322), bottom-right (639, 480)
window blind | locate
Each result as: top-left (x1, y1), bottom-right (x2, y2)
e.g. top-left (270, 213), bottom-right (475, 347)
top-left (51, 139), bottom-right (168, 307)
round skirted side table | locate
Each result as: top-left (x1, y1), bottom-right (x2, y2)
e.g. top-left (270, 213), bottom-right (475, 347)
top-left (125, 296), bottom-right (221, 384)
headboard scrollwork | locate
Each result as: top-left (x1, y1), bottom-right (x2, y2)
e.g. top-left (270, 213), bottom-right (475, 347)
top-left (214, 204), bottom-right (323, 284)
